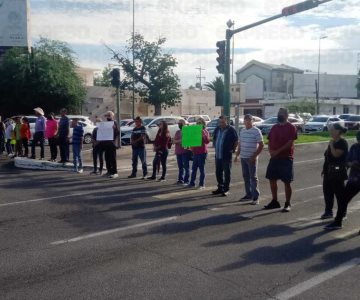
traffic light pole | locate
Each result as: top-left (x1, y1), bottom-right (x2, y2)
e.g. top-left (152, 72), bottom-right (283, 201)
top-left (223, 14), bottom-right (283, 119)
top-left (116, 85), bottom-right (121, 147)
top-left (222, 0), bottom-right (333, 119)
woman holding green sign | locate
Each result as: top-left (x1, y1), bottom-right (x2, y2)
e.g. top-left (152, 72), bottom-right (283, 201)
top-left (188, 118), bottom-right (210, 189)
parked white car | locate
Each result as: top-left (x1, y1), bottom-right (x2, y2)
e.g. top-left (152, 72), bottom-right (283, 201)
top-left (186, 115), bottom-right (211, 125)
top-left (304, 115), bottom-right (343, 133)
top-left (26, 116), bottom-right (94, 144)
top-left (121, 116), bottom-right (187, 145)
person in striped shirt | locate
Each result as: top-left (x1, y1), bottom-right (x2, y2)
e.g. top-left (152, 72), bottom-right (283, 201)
top-left (235, 114), bottom-right (264, 205)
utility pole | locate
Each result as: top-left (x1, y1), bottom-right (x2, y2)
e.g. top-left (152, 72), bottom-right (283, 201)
top-left (132, 0), bottom-right (135, 119)
top-left (195, 67), bottom-right (206, 90)
top-left (222, 0), bottom-right (333, 119)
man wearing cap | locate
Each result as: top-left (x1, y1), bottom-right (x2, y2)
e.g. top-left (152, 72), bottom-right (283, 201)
top-left (264, 108), bottom-right (297, 212)
top-left (31, 107), bottom-right (46, 160)
top-left (235, 114), bottom-right (264, 205)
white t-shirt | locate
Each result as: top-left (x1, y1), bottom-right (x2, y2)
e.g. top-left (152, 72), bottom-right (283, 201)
top-left (5, 124), bottom-right (14, 140)
top-left (239, 127), bottom-right (263, 159)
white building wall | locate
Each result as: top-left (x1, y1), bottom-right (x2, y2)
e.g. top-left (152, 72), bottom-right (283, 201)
top-left (294, 74), bottom-right (358, 98)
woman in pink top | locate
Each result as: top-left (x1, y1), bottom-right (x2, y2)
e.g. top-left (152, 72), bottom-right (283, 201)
top-left (45, 113), bottom-right (58, 162)
top-left (188, 118), bottom-right (210, 189)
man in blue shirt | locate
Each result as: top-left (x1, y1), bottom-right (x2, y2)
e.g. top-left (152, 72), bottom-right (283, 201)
top-left (72, 118), bottom-right (84, 173)
top-left (212, 116), bottom-right (238, 196)
top-left (30, 107), bottom-right (46, 160)
top-left (58, 108), bottom-right (70, 163)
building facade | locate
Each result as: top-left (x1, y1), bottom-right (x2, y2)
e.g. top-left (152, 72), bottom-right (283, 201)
top-left (236, 60), bottom-right (359, 118)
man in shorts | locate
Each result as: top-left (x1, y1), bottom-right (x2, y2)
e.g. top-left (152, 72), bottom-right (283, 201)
top-left (264, 108), bottom-right (297, 212)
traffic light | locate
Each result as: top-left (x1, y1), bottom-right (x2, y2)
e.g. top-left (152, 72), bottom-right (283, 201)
top-left (282, 0), bottom-right (318, 17)
top-left (110, 68), bottom-right (121, 87)
top-left (216, 40), bottom-right (226, 74)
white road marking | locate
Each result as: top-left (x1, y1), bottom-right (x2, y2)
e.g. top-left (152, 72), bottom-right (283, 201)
top-left (209, 186), bottom-right (322, 212)
top-left (153, 182), bottom-right (244, 200)
top-left (51, 216), bottom-right (178, 245)
top-left (294, 158), bottom-right (323, 165)
top-left (0, 193), bottom-right (90, 208)
top-left (270, 258), bottom-right (360, 300)
top-left (332, 228), bottom-right (360, 239)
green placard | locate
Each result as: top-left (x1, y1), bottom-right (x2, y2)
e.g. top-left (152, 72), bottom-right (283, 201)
top-left (182, 125), bottom-right (203, 147)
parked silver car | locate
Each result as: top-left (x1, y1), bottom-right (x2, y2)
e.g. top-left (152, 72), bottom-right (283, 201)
top-left (304, 115), bottom-right (343, 133)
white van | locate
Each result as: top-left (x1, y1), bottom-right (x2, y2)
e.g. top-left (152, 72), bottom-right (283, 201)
top-left (121, 116), bottom-right (186, 145)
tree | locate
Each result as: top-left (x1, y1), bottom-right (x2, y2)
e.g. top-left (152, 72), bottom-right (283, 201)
top-left (204, 76), bottom-right (224, 107)
top-left (94, 66), bottom-right (112, 87)
top-left (108, 34), bottom-right (181, 116)
top-left (287, 98), bottom-right (316, 115)
top-left (0, 38), bottom-right (86, 117)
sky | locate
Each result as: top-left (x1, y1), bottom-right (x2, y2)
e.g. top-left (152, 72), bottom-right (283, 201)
top-left (29, 0), bottom-right (360, 88)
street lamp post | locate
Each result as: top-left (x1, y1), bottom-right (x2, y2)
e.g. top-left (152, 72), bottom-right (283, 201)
top-left (317, 35), bottom-right (327, 115)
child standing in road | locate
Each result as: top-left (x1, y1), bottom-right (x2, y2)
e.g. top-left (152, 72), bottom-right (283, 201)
top-left (21, 117), bottom-right (31, 158)
top-left (72, 118), bottom-right (84, 173)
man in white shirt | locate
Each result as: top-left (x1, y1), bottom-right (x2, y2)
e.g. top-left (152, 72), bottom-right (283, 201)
top-left (235, 114), bottom-right (264, 205)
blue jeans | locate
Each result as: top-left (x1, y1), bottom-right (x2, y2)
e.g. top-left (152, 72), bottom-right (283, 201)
top-left (190, 153), bottom-right (207, 187)
top-left (73, 143), bottom-right (82, 171)
top-left (241, 158), bottom-right (260, 200)
top-left (215, 159), bottom-right (232, 192)
top-left (176, 151), bottom-right (191, 183)
top-left (132, 147), bottom-right (147, 176)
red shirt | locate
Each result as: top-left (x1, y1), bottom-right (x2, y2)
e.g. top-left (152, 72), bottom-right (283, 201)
top-left (20, 123), bottom-right (31, 140)
top-left (268, 122), bottom-right (297, 159)
top-left (191, 129), bottom-right (210, 155)
top-left (154, 131), bottom-right (171, 151)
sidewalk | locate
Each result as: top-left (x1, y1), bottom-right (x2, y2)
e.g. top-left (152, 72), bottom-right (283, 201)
top-left (14, 144), bottom-right (179, 172)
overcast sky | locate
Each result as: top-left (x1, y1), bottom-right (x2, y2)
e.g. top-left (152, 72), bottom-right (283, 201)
top-left (30, 0), bottom-right (360, 87)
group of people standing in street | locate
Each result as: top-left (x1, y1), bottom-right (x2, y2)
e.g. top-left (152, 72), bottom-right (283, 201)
top-left (2, 106), bottom-right (360, 234)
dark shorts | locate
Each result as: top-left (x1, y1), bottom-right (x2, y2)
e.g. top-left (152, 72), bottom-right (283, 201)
top-left (266, 158), bottom-right (294, 183)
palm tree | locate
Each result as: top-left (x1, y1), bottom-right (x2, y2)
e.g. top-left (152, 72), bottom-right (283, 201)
top-left (204, 76), bottom-right (224, 107)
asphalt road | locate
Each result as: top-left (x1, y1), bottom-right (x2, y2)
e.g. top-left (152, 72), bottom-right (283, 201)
top-left (1, 142), bottom-right (360, 300)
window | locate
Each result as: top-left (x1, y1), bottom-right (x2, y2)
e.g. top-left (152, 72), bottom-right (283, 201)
top-left (165, 118), bottom-right (177, 125)
top-left (333, 107), bottom-right (336, 115)
top-left (343, 106), bottom-right (349, 114)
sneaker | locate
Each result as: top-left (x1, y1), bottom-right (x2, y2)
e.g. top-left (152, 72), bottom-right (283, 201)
top-left (240, 195), bottom-right (252, 202)
top-left (198, 186), bottom-right (205, 190)
top-left (77, 169), bottom-right (84, 174)
top-left (158, 177), bottom-right (166, 182)
top-left (147, 176), bottom-right (156, 180)
top-left (212, 189), bottom-right (223, 195)
top-left (282, 203), bottom-right (291, 212)
top-left (183, 182), bottom-right (190, 186)
top-left (90, 171), bottom-right (99, 175)
top-left (176, 180), bottom-right (184, 185)
top-left (39, 158), bottom-right (45, 161)
top-left (264, 200), bottom-right (281, 210)
top-left (109, 174), bottom-right (119, 179)
top-left (128, 174), bottom-right (137, 179)
top-left (187, 184), bottom-right (196, 188)
top-left (251, 199), bottom-right (260, 205)
top-left (321, 212), bottom-right (333, 220)
top-left (325, 222), bottom-right (342, 230)
top-left (222, 191), bottom-right (230, 197)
